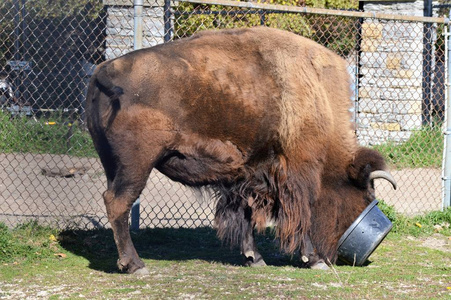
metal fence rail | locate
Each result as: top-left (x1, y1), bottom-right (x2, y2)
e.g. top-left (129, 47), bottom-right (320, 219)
top-left (0, 0), bottom-right (448, 229)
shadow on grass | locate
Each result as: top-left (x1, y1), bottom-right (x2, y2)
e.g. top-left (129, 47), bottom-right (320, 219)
top-left (59, 227), bottom-right (302, 273)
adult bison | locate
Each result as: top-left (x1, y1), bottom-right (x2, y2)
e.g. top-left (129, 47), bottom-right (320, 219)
top-left (86, 27), bottom-right (396, 274)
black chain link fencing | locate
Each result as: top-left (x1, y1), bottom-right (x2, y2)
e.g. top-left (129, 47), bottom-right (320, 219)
top-left (0, 0), bottom-right (447, 229)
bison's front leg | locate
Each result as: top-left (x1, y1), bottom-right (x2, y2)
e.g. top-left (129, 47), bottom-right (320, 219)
top-left (215, 196), bottom-right (267, 267)
top-left (300, 234), bottom-right (329, 270)
top-left (241, 210), bottom-right (266, 267)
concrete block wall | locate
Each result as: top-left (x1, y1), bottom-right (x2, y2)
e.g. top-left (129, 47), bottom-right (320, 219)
top-left (104, 0), bottom-right (166, 60)
top-left (358, 0), bottom-right (439, 145)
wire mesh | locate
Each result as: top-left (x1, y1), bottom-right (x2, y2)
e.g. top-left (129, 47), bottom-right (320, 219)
top-left (0, 0), bottom-right (447, 229)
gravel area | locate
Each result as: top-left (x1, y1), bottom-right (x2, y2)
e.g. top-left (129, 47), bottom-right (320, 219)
top-left (0, 153), bottom-right (212, 229)
top-left (0, 153), bottom-right (443, 228)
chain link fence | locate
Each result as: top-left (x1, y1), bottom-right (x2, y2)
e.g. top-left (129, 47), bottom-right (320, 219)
top-left (0, 0), bottom-right (448, 229)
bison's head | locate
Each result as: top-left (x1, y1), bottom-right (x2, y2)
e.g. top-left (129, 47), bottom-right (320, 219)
top-left (311, 147), bottom-right (396, 262)
top-left (347, 147), bottom-right (397, 206)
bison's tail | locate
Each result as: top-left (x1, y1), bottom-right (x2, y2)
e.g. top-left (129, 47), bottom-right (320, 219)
top-left (85, 63), bottom-right (123, 117)
top-left (85, 62), bottom-right (124, 135)
top-left (93, 63), bottom-right (124, 101)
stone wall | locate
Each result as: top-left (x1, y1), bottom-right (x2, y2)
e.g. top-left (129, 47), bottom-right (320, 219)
top-left (103, 0), bottom-right (166, 60)
top-left (358, 0), bottom-right (440, 145)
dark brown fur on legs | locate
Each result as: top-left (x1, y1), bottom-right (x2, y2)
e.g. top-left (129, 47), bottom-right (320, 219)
top-left (98, 143), bottom-right (164, 274)
top-left (228, 148), bottom-right (395, 269)
top-left (299, 234), bottom-right (329, 270)
top-left (214, 154), bottom-right (317, 261)
top-left (103, 190), bottom-right (146, 273)
top-left (89, 96), bottom-right (174, 273)
top-left (214, 193), bottom-right (266, 267)
top-left (241, 225), bottom-right (267, 267)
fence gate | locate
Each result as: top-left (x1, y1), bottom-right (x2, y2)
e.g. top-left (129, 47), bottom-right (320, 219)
top-left (0, 0), bottom-right (448, 229)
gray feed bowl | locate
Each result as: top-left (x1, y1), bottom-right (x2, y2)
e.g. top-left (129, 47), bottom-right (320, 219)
top-left (337, 200), bottom-right (392, 266)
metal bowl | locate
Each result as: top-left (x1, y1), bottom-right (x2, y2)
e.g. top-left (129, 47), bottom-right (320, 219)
top-left (337, 200), bottom-right (392, 266)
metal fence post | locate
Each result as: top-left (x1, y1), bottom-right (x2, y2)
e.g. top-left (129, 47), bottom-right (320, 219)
top-left (131, 198), bottom-right (141, 231)
top-left (134, 0), bottom-right (144, 51)
top-left (422, 0), bottom-right (433, 126)
top-left (13, 0), bottom-right (21, 102)
top-left (259, 10), bottom-right (265, 25)
top-left (131, 0), bottom-right (144, 231)
top-left (164, 0), bottom-right (172, 42)
top-left (443, 21), bottom-right (451, 210)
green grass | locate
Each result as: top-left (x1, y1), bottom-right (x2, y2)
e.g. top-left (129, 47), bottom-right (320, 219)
top-left (0, 218), bottom-right (450, 299)
top-left (379, 200), bottom-right (451, 236)
top-left (0, 221), bottom-right (60, 264)
top-left (0, 110), bottom-right (97, 157)
top-left (373, 126), bottom-right (443, 169)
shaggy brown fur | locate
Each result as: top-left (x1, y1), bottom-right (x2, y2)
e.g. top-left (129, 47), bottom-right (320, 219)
top-left (86, 26), bottom-right (392, 273)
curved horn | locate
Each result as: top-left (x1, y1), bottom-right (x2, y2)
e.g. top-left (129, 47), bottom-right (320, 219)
top-left (369, 170), bottom-right (397, 190)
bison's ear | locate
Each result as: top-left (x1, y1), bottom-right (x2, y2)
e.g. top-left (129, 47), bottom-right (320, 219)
top-left (347, 148), bottom-right (396, 190)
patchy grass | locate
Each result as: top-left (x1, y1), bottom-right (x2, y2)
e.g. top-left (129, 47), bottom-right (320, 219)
top-left (0, 221), bottom-right (450, 299)
top-left (373, 126), bottom-right (443, 169)
top-left (0, 221), bottom-right (60, 264)
top-left (0, 110), bottom-right (97, 157)
top-left (379, 201), bottom-right (451, 236)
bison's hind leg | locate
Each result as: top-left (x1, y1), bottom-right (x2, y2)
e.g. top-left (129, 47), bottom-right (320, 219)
top-left (99, 130), bottom-right (174, 274)
top-left (103, 187), bottom-right (148, 274)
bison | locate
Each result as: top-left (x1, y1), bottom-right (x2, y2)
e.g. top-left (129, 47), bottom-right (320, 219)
top-left (86, 27), bottom-right (396, 274)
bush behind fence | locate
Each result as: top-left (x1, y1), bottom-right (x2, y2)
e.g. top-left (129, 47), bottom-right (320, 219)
top-left (0, 0), bottom-right (447, 229)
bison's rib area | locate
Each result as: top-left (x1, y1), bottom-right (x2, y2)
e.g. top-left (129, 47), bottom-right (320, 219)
top-left (214, 155), bottom-right (317, 254)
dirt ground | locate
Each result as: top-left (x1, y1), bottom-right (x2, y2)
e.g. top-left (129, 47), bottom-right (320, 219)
top-left (0, 153), bottom-right (444, 229)
top-left (0, 153), bottom-right (213, 229)
top-left (414, 234), bottom-right (451, 253)
top-left (375, 167), bottom-right (443, 215)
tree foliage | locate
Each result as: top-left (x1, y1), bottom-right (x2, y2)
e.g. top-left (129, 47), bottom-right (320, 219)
top-left (0, 0), bottom-right (104, 67)
top-left (174, 0), bottom-right (359, 57)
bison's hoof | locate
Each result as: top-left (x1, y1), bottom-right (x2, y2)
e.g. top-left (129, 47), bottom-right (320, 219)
top-left (249, 259), bottom-right (267, 267)
top-left (310, 260), bottom-right (330, 271)
top-left (244, 256), bottom-right (267, 267)
top-left (117, 258), bottom-right (147, 275)
top-left (133, 267), bottom-right (150, 276)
